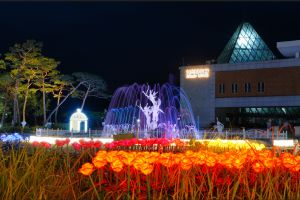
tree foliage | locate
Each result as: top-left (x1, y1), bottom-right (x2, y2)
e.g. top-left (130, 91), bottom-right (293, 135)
top-left (72, 72), bottom-right (109, 111)
top-left (0, 40), bottom-right (108, 129)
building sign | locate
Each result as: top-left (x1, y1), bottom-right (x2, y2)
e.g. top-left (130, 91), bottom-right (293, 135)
top-left (186, 68), bottom-right (210, 79)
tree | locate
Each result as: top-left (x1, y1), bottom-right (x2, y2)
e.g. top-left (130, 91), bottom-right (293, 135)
top-left (18, 67), bottom-right (39, 124)
top-left (0, 57), bottom-right (9, 127)
top-left (35, 57), bottom-right (60, 125)
top-left (45, 81), bottom-right (86, 126)
top-left (0, 58), bottom-right (6, 70)
top-left (52, 74), bottom-right (74, 123)
top-left (27, 92), bottom-right (44, 125)
top-left (72, 72), bottom-right (109, 111)
top-left (0, 73), bottom-right (14, 127)
top-left (4, 40), bottom-right (42, 126)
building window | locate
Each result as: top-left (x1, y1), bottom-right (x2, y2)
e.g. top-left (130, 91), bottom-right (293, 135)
top-left (258, 82), bottom-right (264, 92)
top-left (219, 83), bottom-right (225, 94)
top-left (231, 83), bottom-right (238, 93)
top-left (245, 83), bottom-right (251, 93)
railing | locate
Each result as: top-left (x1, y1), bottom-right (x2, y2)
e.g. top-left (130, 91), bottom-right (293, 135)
top-left (202, 128), bottom-right (288, 140)
top-left (35, 128), bottom-right (104, 138)
top-left (35, 128), bottom-right (200, 139)
top-left (35, 128), bottom-right (288, 140)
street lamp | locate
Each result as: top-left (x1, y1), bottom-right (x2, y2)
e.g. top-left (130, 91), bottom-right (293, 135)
top-left (137, 118), bottom-right (140, 139)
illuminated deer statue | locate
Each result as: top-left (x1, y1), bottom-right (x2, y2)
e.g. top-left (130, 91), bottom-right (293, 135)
top-left (137, 103), bottom-right (152, 130)
top-left (140, 87), bottom-right (164, 130)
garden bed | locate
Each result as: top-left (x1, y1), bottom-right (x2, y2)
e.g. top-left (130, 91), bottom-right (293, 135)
top-left (1, 138), bottom-right (300, 199)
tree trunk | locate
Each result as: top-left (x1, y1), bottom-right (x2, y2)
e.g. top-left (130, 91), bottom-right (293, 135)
top-left (42, 79), bottom-right (46, 125)
top-left (45, 81), bottom-right (85, 126)
top-left (12, 80), bottom-right (20, 126)
top-left (1, 99), bottom-right (7, 127)
top-left (80, 85), bottom-right (90, 111)
top-left (54, 90), bottom-right (62, 124)
top-left (22, 80), bottom-right (31, 124)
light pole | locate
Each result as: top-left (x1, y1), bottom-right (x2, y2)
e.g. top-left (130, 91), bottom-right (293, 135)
top-left (137, 118), bottom-right (140, 139)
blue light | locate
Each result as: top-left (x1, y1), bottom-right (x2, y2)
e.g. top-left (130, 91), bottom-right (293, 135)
top-left (0, 133), bottom-right (27, 142)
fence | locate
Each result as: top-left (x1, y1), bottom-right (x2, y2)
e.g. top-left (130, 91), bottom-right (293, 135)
top-left (35, 127), bottom-right (289, 140)
top-left (35, 128), bottom-right (104, 138)
top-left (202, 128), bottom-right (288, 140)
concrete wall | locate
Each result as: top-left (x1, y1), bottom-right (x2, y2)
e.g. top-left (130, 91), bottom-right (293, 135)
top-left (295, 126), bottom-right (300, 137)
top-left (180, 65), bottom-right (215, 127)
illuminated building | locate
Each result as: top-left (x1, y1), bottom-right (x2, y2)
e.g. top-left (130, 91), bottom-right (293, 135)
top-left (180, 22), bottom-right (300, 129)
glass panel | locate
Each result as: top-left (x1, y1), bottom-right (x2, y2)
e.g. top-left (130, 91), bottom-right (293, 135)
top-left (217, 22), bottom-right (275, 64)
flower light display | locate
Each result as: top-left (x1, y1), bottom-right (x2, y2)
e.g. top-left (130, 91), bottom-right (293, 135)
top-left (76, 147), bottom-right (300, 199)
top-left (0, 133), bottom-right (26, 142)
top-left (4, 136), bottom-right (300, 199)
top-left (79, 149), bottom-right (300, 176)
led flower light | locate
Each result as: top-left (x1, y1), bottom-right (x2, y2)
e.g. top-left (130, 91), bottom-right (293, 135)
top-left (79, 148), bottom-right (300, 179)
top-left (0, 133), bottom-right (26, 142)
top-left (79, 163), bottom-right (95, 176)
top-left (92, 156), bottom-right (107, 169)
top-left (139, 163), bottom-right (154, 175)
top-left (252, 162), bottom-right (264, 173)
top-left (197, 139), bottom-right (266, 151)
top-left (111, 159), bottom-right (124, 172)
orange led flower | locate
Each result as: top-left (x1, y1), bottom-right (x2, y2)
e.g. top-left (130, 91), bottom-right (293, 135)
top-left (173, 154), bottom-right (183, 165)
top-left (263, 158), bottom-right (276, 169)
top-left (232, 158), bottom-right (245, 169)
top-left (111, 159), bottom-right (124, 172)
top-left (95, 150), bottom-right (107, 158)
top-left (119, 151), bottom-right (136, 166)
top-left (193, 152), bottom-right (206, 165)
top-left (92, 156), bottom-right (107, 169)
top-left (206, 156), bottom-right (216, 167)
top-left (282, 157), bottom-right (297, 169)
top-left (139, 163), bottom-right (154, 175)
top-left (132, 154), bottom-right (147, 170)
top-left (218, 153), bottom-right (234, 169)
top-left (147, 152), bottom-right (160, 164)
top-left (106, 151), bottom-right (118, 163)
top-left (180, 156), bottom-right (193, 170)
top-left (252, 162), bottom-right (264, 173)
top-left (79, 163), bottom-right (95, 176)
top-left (159, 153), bottom-right (174, 168)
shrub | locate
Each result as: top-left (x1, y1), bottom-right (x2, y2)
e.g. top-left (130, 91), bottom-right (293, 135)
top-left (113, 133), bottom-right (135, 141)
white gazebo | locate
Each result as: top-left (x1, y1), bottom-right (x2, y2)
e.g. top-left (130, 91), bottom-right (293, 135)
top-left (69, 109), bottom-right (88, 133)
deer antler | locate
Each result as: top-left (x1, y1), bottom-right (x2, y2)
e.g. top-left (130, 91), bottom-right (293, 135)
top-left (149, 90), bottom-right (158, 98)
top-left (142, 86), bottom-right (150, 99)
top-left (138, 103), bottom-right (149, 112)
top-left (143, 89), bottom-right (158, 105)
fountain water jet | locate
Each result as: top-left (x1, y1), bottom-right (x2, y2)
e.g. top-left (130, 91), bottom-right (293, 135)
top-left (103, 83), bottom-right (199, 138)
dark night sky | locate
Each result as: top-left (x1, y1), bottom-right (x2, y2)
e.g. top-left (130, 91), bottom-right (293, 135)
top-left (1, 2), bottom-right (300, 118)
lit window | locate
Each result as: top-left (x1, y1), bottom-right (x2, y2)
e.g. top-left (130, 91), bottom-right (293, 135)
top-left (219, 83), bottom-right (225, 94)
top-left (244, 83), bottom-right (251, 93)
top-left (232, 83), bottom-right (238, 93)
top-left (258, 82), bottom-right (264, 92)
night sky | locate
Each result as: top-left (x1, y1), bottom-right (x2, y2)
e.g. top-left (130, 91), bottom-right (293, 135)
top-left (1, 2), bottom-right (300, 119)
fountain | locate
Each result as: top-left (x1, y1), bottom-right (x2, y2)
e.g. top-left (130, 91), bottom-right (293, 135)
top-left (103, 83), bottom-right (199, 138)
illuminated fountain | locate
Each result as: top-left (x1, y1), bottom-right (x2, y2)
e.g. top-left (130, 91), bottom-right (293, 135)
top-left (103, 83), bottom-right (199, 138)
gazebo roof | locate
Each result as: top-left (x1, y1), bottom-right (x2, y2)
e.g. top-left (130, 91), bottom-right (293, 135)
top-left (70, 109), bottom-right (88, 121)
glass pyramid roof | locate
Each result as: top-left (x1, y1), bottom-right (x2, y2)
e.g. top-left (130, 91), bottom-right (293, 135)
top-left (217, 22), bottom-right (276, 64)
